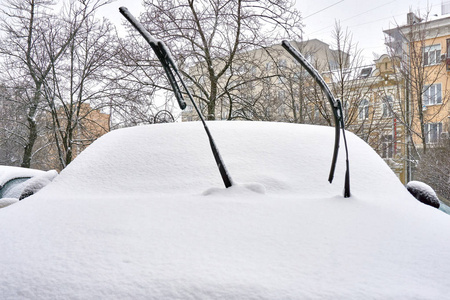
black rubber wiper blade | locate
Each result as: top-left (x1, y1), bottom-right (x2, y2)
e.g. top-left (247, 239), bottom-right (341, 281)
top-left (281, 40), bottom-right (350, 197)
top-left (119, 7), bottom-right (186, 110)
top-left (120, 7), bottom-right (233, 188)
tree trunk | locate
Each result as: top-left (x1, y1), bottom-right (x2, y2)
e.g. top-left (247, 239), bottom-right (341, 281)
top-left (21, 115), bottom-right (37, 168)
top-left (21, 90), bottom-right (40, 168)
top-left (207, 79), bottom-right (218, 120)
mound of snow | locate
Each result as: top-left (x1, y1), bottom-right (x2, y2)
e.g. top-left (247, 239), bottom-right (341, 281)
top-left (0, 121), bottom-right (449, 299)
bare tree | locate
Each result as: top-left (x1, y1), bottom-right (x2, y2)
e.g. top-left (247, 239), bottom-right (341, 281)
top-left (269, 42), bottom-right (328, 124)
top-left (0, 0), bottom-right (110, 168)
top-left (119, 0), bottom-right (302, 121)
top-left (216, 45), bottom-right (295, 122)
top-left (326, 23), bottom-right (379, 133)
top-left (42, 8), bottom-right (117, 169)
top-left (414, 137), bottom-right (450, 202)
top-left (0, 84), bottom-right (29, 166)
top-left (385, 11), bottom-right (449, 156)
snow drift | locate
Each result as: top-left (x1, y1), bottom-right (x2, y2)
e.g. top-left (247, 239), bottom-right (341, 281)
top-left (0, 121), bottom-right (449, 299)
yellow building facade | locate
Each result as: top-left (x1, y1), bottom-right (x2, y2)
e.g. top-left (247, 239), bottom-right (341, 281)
top-left (384, 12), bottom-right (450, 181)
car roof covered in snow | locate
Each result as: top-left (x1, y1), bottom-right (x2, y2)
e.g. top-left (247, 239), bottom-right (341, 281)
top-left (0, 166), bottom-right (47, 187)
top-left (0, 121), bottom-right (449, 299)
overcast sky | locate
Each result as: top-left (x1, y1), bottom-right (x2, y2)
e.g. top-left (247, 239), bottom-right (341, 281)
top-left (101, 0), bottom-right (449, 64)
top-left (298, 0), bottom-right (448, 63)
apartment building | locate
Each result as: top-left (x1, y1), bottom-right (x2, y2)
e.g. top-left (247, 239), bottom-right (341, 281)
top-left (384, 12), bottom-right (450, 145)
top-left (384, 11), bottom-right (450, 181)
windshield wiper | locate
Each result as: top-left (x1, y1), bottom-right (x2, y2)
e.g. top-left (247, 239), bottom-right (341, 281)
top-left (120, 7), bottom-right (233, 188)
top-left (282, 40), bottom-right (350, 197)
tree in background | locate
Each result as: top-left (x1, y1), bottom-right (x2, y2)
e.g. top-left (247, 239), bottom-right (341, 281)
top-left (326, 23), bottom-right (383, 138)
top-left (0, 0), bottom-right (113, 169)
top-left (43, 5), bottom-right (117, 169)
top-left (385, 11), bottom-right (449, 155)
top-left (119, 0), bottom-right (302, 120)
top-left (384, 10), bottom-right (450, 186)
top-left (414, 137), bottom-right (450, 202)
top-left (0, 85), bottom-right (31, 166)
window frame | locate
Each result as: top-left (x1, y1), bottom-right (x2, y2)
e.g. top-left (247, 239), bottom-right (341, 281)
top-left (424, 122), bottom-right (443, 144)
top-left (423, 44), bottom-right (441, 66)
top-left (358, 99), bottom-right (369, 120)
top-left (380, 134), bottom-right (394, 159)
top-left (382, 95), bottom-right (393, 118)
top-left (423, 83), bottom-right (442, 106)
top-left (278, 59), bottom-right (287, 70)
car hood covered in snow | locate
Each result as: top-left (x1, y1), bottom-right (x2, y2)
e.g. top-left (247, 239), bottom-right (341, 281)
top-left (0, 121), bottom-right (449, 299)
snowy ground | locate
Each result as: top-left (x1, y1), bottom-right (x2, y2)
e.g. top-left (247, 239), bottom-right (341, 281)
top-left (1, 121), bottom-right (449, 299)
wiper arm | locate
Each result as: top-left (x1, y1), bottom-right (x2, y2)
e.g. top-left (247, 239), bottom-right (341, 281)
top-left (282, 40), bottom-right (350, 197)
top-left (120, 7), bottom-right (233, 188)
top-left (119, 7), bottom-right (186, 110)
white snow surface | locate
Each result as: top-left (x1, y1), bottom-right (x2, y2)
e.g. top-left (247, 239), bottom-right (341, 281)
top-left (1, 121), bottom-right (449, 299)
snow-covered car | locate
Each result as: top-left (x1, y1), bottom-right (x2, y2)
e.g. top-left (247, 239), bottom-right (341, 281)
top-left (0, 121), bottom-right (449, 299)
top-left (0, 166), bottom-right (57, 208)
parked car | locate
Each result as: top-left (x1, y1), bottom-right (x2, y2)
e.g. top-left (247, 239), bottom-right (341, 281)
top-left (0, 121), bottom-right (449, 299)
top-left (0, 166), bottom-right (57, 208)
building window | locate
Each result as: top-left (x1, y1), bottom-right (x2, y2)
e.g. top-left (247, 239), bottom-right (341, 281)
top-left (423, 83), bottom-right (442, 105)
top-left (382, 95), bottom-right (393, 117)
top-left (305, 54), bottom-right (314, 64)
top-left (277, 90), bottom-right (286, 101)
top-left (359, 67), bottom-right (373, 78)
top-left (424, 122), bottom-right (442, 144)
top-left (381, 134), bottom-right (393, 158)
top-left (329, 61), bottom-right (338, 70)
top-left (278, 59), bottom-right (287, 70)
top-left (447, 38), bottom-right (450, 70)
top-left (314, 105), bottom-right (321, 120)
top-left (423, 44), bottom-right (441, 66)
top-left (358, 99), bottom-right (369, 120)
top-left (236, 65), bottom-right (246, 74)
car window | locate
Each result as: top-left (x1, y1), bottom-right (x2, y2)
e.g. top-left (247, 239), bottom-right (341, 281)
top-left (0, 177), bottom-right (30, 199)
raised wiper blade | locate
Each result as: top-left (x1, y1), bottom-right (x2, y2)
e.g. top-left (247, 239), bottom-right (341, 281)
top-left (281, 40), bottom-right (350, 197)
top-left (120, 7), bottom-right (232, 188)
top-left (119, 7), bottom-right (186, 110)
